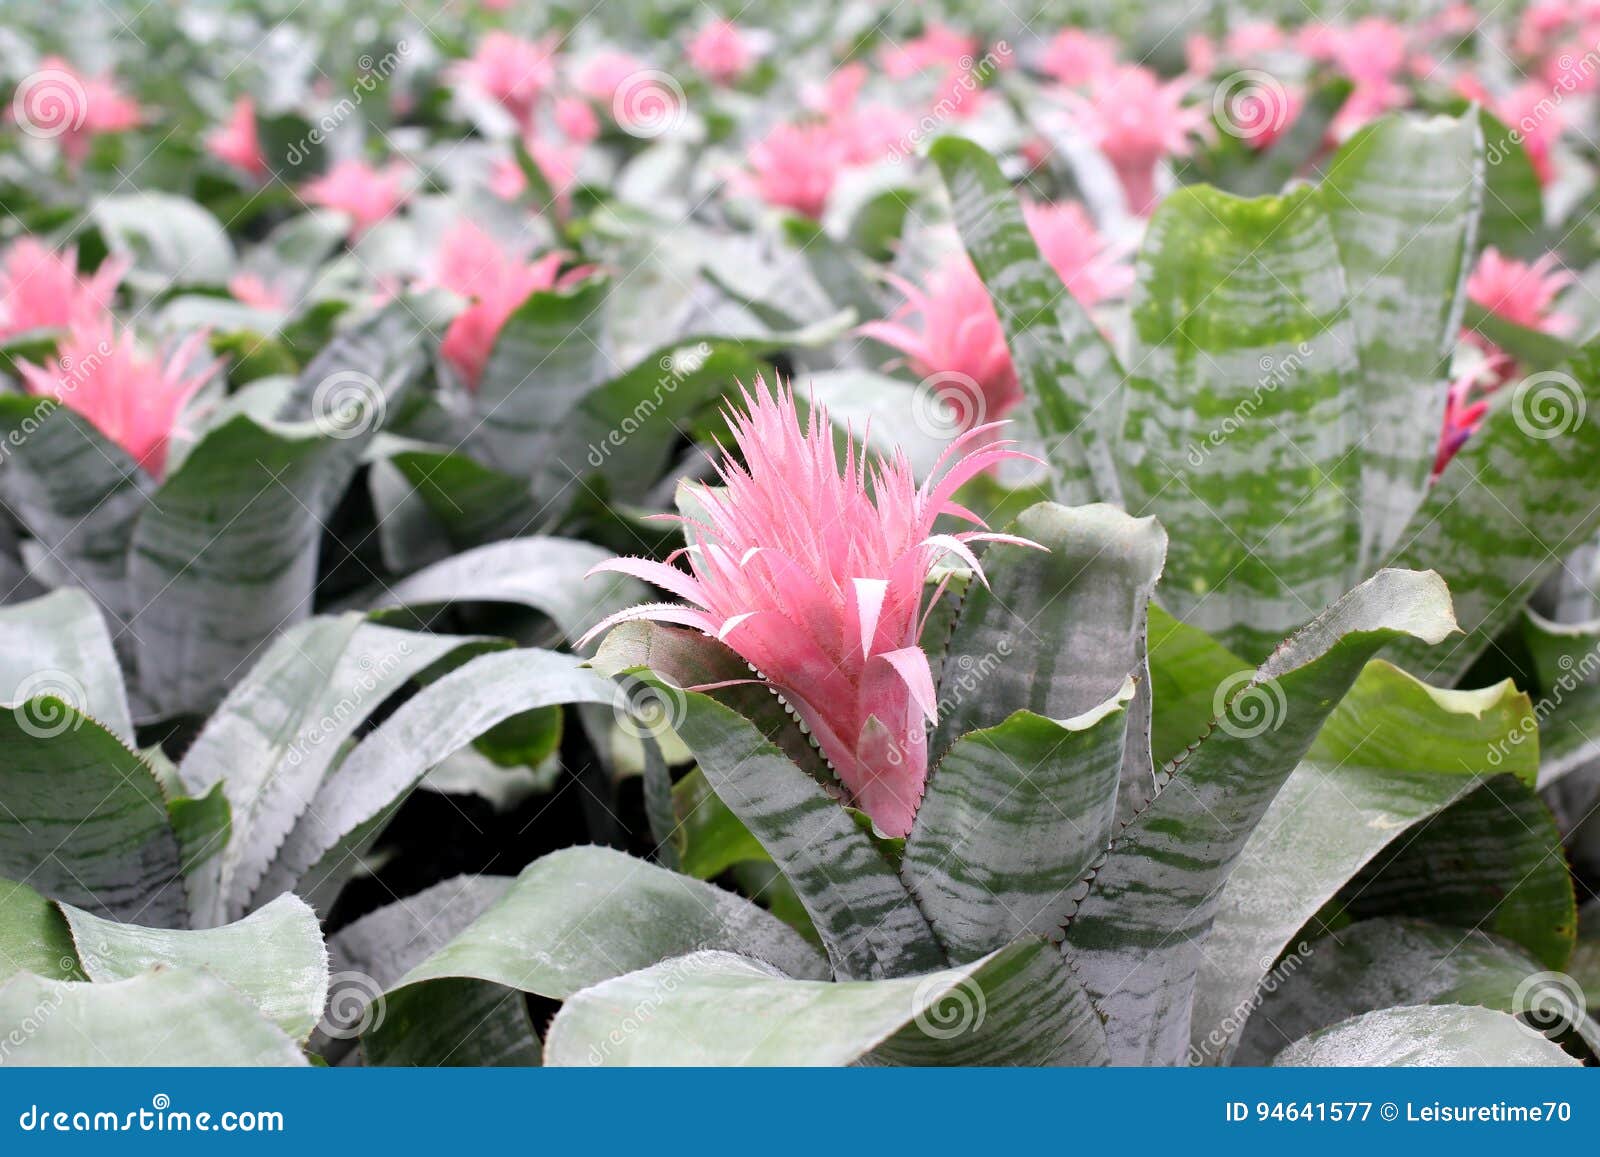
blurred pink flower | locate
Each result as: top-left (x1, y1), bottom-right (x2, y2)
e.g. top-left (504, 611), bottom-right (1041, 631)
top-left (1329, 18), bottom-right (1412, 135)
top-left (16, 58), bottom-right (142, 163)
top-left (431, 220), bottom-right (587, 387)
top-left (1022, 200), bottom-right (1134, 305)
top-left (206, 97), bottom-right (267, 179)
top-left (1225, 21), bottom-right (1287, 57)
top-left (879, 22), bottom-right (976, 79)
top-left (1224, 78), bottom-right (1304, 150)
top-left (17, 317), bottom-right (215, 478)
top-left (227, 272), bottom-right (288, 310)
top-left (741, 122), bottom-right (846, 218)
top-left (575, 50), bottom-right (648, 103)
top-left (301, 160), bottom-right (408, 237)
top-left (1039, 29), bottom-right (1117, 87)
top-left (580, 379), bottom-right (1039, 836)
top-left (858, 255), bottom-right (1020, 426)
top-left (1498, 82), bottom-right (1563, 183)
top-left (1467, 247), bottom-right (1573, 333)
top-left (0, 239), bottom-right (126, 338)
top-left (687, 19), bottom-right (754, 84)
top-left (1073, 66), bottom-right (1208, 214)
top-left (1433, 371), bottom-right (1490, 476)
top-left (554, 96), bottom-right (601, 144)
top-left (1185, 34), bottom-right (1217, 77)
top-left (449, 32), bottom-right (557, 126)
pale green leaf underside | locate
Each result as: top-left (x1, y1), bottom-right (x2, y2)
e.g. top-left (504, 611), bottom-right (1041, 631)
top-left (1271, 1003), bottom-right (1579, 1067)
top-left (60, 893), bottom-right (328, 1040)
top-left (0, 968), bottom-right (308, 1066)
top-left (544, 939), bottom-right (1108, 1067)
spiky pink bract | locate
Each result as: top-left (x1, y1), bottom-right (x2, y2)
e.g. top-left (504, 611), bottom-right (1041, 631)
top-left (301, 160), bottom-right (408, 238)
top-left (582, 379), bottom-right (1040, 836)
top-left (17, 317), bottom-right (216, 478)
top-left (207, 97), bottom-right (267, 179)
top-left (0, 239), bottom-right (126, 339)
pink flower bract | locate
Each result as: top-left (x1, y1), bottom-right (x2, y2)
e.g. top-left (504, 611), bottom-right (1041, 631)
top-left (449, 32), bottom-right (557, 126)
top-left (17, 318), bottom-right (216, 478)
top-left (1466, 247), bottom-right (1572, 334)
top-left (0, 239), bottom-right (126, 339)
top-left (581, 379), bottom-right (1039, 836)
top-left (1073, 66), bottom-right (1208, 214)
top-left (301, 160), bottom-right (408, 238)
top-left (741, 123), bottom-right (846, 219)
top-left (207, 97), bottom-right (267, 179)
top-left (687, 19), bottom-right (754, 84)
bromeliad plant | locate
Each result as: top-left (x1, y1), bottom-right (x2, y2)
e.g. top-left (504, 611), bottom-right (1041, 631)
top-left (491, 385), bottom-right (1591, 1066)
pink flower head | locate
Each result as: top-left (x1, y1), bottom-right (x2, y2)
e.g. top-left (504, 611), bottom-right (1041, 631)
top-left (17, 317), bottom-right (216, 478)
top-left (1185, 34), bottom-right (1217, 77)
top-left (1433, 371), bottom-right (1490, 476)
top-left (301, 160), bottom-right (408, 238)
top-left (1498, 82), bottom-right (1564, 183)
top-left (554, 95), bottom-right (601, 144)
top-left (449, 32), bottom-right (557, 126)
top-left (575, 50), bottom-right (648, 104)
top-left (580, 379), bottom-right (1040, 836)
top-left (687, 19), bottom-right (755, 85)
top-left (879, 22), bottom-right (977, 79)
top-left (1333, 18), bottom-right (1410, 83)
top-left (227, 272), bottom-right (288, 310)
top-left (13, 58), bottom-right (141, 163)
top-left (1073, 66), bottom-right (1208, 214)
top-left (1221, 77), bottom-right (1304, 150)
top-left (431, 220), bottom-right (587, 387)
top-left (1039, 29), bottom-right (1118, 87)
top-left (1021, 200), bottom-right (1134, 305)
top-left (858, 255), bottom-right (1020, 427)
top-left (741, 122), bottom-right (847, 219)
top-left (206, 97), bottom-right (267, 179)
top-left (1225, 21), bottom-right (1287, 58)
top-left (1466, 247), bottom-right (1573, 333)
top-left (0, 239), bottom-right (126, 339)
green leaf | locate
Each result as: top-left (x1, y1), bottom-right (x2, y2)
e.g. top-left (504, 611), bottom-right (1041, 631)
top-left (931, 136), bottom-right (1125, 505)
top-left (0, 878), bottom-right (84, 981)
top-left (1235, 919), bottom-right (1598, 1064)
top-left (60, 893), bottom-right (328, 1041)
top-left (930, 501), bottom-right (1166, 820)
top-left (1062, 567), bottom-right (1458, 1065)
top-left (598, 623), bottom-right (945, 980)
top-left (1120, 183), bottom-right (1362, 661)
top-left (1384, 344), bottom-right (1600, 683)
top-left (255, 649), bottom-right (617, 910)
top-left (1320, 113), bottom-right (1482, 568)
top-left (904, 689), bottom-right (1132, 963)
top-left (0, 968), bottom-right (308, 1066)
top-left (0, 589), bottom-right (131, 740)
top-left (1146, 606), bottom-right (1250, 767)
top-left (361, 847), bottom-right (828, 1065)
top-left (1193, 666), bottom-right (1536, 1063)
top-left (1476, 107), bottom-right (1544, 254)
top-left (0, 397), bottom-right (151, 624)
top-left (130, 414), bottom-right (365, 716)
top-left (388, 448), bottom-right (541, 549)
top-left (1340, 775), bottom-right (1576, 969)
top-left (90, 193), bottom-right (235, 288)
top-left (545, 939), bottom-right (1109, 1066)
top-left (1463, 301), bottom-right (1576, 370)
top-left (472, 280), bottom-right (614, 477)
top-left (177, 617), bottom-right (489, 925)
top-left (0, 706), bottom-right (184, 927)
top-left (673, 766), bottom-right (768, 880)
top-left (1272, 1004), bottom-right (1578, 1067)
top-left (370, 537), bottom-right (647, 649)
